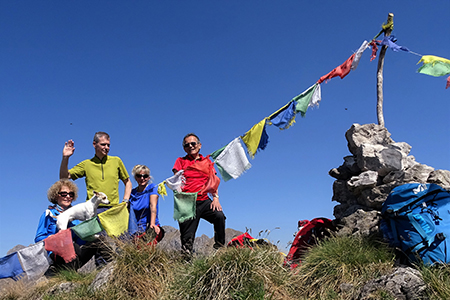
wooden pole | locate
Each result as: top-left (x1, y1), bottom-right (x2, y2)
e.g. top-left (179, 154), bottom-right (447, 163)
top-left (376, 13), bottom-right (394, 127)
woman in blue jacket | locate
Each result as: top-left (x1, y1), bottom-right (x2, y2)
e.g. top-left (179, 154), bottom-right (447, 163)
top-left (35, 179), bottom-right (110, 271)
top-left (129, 164), bottom-right (164, 244)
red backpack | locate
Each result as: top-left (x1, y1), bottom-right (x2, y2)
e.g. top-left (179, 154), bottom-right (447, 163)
top-left (228, 232), bottom-right (271, 249)
top-left (284, 217), bottom-right (336, 269)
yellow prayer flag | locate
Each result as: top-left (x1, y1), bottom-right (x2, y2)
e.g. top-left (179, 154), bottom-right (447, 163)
top-left (157, 181), bottom-right (168, 199)
top-left (241, 118), bottom-right (267, 159)
top-left (98, 203), bottom-right (129, 237)
top-left (418, 55), bottom-right (450, 66)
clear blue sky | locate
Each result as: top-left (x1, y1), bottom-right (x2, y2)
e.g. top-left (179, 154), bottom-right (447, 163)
top-left (1, 1), bottom-right (449, 256)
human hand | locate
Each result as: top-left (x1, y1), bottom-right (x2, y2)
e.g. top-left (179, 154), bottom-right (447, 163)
top-left (63, 140), bottom-right (75, 157)
top-left (150, 224), bottom-right (160, 235)
top-left (210, 198), bottom-right (222, 212)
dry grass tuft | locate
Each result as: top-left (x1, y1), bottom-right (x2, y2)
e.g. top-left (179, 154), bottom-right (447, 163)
top-left (294, 234), bottom-right (395, 299)
top-left (420, 263), bottom-right (450, 300)
top-left (168, 244), bottom-right (301, 300)
top-left (104, 238), bottom-right (177, 300)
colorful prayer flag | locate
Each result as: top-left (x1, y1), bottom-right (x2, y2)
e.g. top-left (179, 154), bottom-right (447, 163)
top-left (173, 191), bottom-right (197, 222)
top-left (369, 40), bottom-right (380, 61)
top-left (241, 118), bottom-right (269, 159)
top-left (184, 156), bottom-right (220, 195)
top-left (268, 101), bottom-right (296, 129)
top-left (71, 217), bottom-right (103, 242)
top-left (18, 242), bottom-right (51, 279)
top-left (0, 252), bottom-right (24, 280)
top-left (351, 40), bottom-right (369, 70)
top-left (258, 124), bottom-right (269, 150)
top-left (157, 182), bottom-right (168, 198)
top-left (418, 61), bottom-right (450, 77)
top-left (317, 54), bottom-right (355, 84)
top-left (293, 84), bottom-right (319, 116)
top-left (98, 203), bottom-right (129, 237)
top-left (44, 229), bottom-right (76, 263)
top-left (211, 144), bottom-right (233, 182)
top-left (308, 83), bottom-right (321, 109)
top-left (210, 137), bottom-right (251, 181)
top-left (380, 36), bottom-right (410, 52)
top-left (164, 170), bottom-right (185, 192)
top-left (417, 55), bottom-right (450, 77)
top-left (418, 55), bottom-right (450, 66)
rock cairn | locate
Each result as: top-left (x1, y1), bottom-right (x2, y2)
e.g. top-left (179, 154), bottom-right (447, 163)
top-left (330, 123), bottom-right (450, 236)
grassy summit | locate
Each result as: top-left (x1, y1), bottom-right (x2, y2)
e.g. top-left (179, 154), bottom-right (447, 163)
top-left (2, 234), bottom-right (450, 299)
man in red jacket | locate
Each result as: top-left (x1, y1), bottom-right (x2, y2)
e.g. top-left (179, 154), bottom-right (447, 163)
top-left (172, 133), bottom-right (226, 254)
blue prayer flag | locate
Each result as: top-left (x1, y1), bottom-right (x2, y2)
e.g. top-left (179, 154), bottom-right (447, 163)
top-left (0, 252), bottom-right (24, 281)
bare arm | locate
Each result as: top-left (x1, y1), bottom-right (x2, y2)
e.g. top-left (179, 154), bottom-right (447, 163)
top-left (59, 140), bottom-right (75, 179)
top-left (210, 190), bottom-right (222, 212)
top-left (122, 178), bottom-right (132, 201)
top-left (149, 194), bottom-right (160, 234)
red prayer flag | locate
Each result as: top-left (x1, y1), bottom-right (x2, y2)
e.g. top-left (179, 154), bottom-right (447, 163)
top-left (44, 229), bottom-right (76, 263)
top-left (184, 155), bottom-right (220, 195)
top-left (446, 75), bottom-right (450, 89)
top-left (369, 40), bottom-right (380, 61)
top-left (317, 53), bottom-right (355, 84)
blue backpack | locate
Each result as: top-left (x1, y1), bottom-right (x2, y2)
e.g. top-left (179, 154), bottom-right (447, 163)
top-left (381, 183), bottom-right (450, 265)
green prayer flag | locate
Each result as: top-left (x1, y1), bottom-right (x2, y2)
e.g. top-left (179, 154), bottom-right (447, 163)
top-left (71, 217), bottom-right (103, 242)
top-left (294, 84), bottom-right (317, 116)
top-left (173, 191), bottom-right (197, 223)
top-left (210, 145), bottom-right (226, 160)
top-left (210, 145), bottom-right (234, 182)
top-left (418, 61), bottom-right (450, 77)
top-left (215, 163), bottom-right (234, 182)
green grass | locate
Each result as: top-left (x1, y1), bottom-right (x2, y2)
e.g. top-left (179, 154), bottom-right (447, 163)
top-left (294, 234), bottom-right (396, 299)
top-left (167, 245), bottom-right (298, 300)
top-left (420, 263), bottom-right (450, 299)
top-left (3, 233), bottom-right (450, 300)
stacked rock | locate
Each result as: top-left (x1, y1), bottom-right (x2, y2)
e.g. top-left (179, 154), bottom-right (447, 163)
top-left (330, 123), bottom-right (450, 236)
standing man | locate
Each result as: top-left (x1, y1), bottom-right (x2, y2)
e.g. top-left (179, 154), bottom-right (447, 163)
top-left (60, 131), bottom-right (132, 210)
top-left (172, 133), bottom-right (226, 254)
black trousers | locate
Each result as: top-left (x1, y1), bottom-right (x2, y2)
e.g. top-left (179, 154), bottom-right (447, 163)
top-left (179, 199), bottom-right (226, 253)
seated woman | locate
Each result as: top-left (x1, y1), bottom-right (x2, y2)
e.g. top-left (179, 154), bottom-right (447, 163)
top-left (129, 164), bottom-right (164, 245)
top-left (35, 179), bottom-right (111, 271)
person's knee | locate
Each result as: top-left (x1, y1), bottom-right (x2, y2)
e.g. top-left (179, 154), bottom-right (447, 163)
top-left (214, 211), bottom-right (226, 224)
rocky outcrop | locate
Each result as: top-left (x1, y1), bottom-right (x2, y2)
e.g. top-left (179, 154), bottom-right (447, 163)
top-left (157, 226), bottom-right (243, 256)
top-left (330, 123), bottom-right (450, 236)
top-left (90, 262), bottom-right (116, 292)
top-left (356, 267), bottom-right (427, 300)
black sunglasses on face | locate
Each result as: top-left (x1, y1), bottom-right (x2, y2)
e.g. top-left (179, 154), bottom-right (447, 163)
top-left (59, 192), bottom-right (75, 198)
top-left (136, 174), bottom-right (149, 179)
top-left (183, 142), bottom-right (197, 148)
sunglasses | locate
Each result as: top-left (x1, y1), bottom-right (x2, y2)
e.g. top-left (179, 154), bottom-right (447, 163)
top-left (136, 174), bottom-right (150, 179)
top-left (59, 192), bottom-right (75, 198)
top-left (183, 142), bottom-right (197, 148)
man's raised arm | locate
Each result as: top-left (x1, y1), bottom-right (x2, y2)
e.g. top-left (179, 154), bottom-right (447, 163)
top-left (59, 140), bottom-right (75, 179)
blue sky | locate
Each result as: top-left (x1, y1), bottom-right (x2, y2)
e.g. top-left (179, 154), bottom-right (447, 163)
top-left (1, 1), bottom-right (449, 256)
